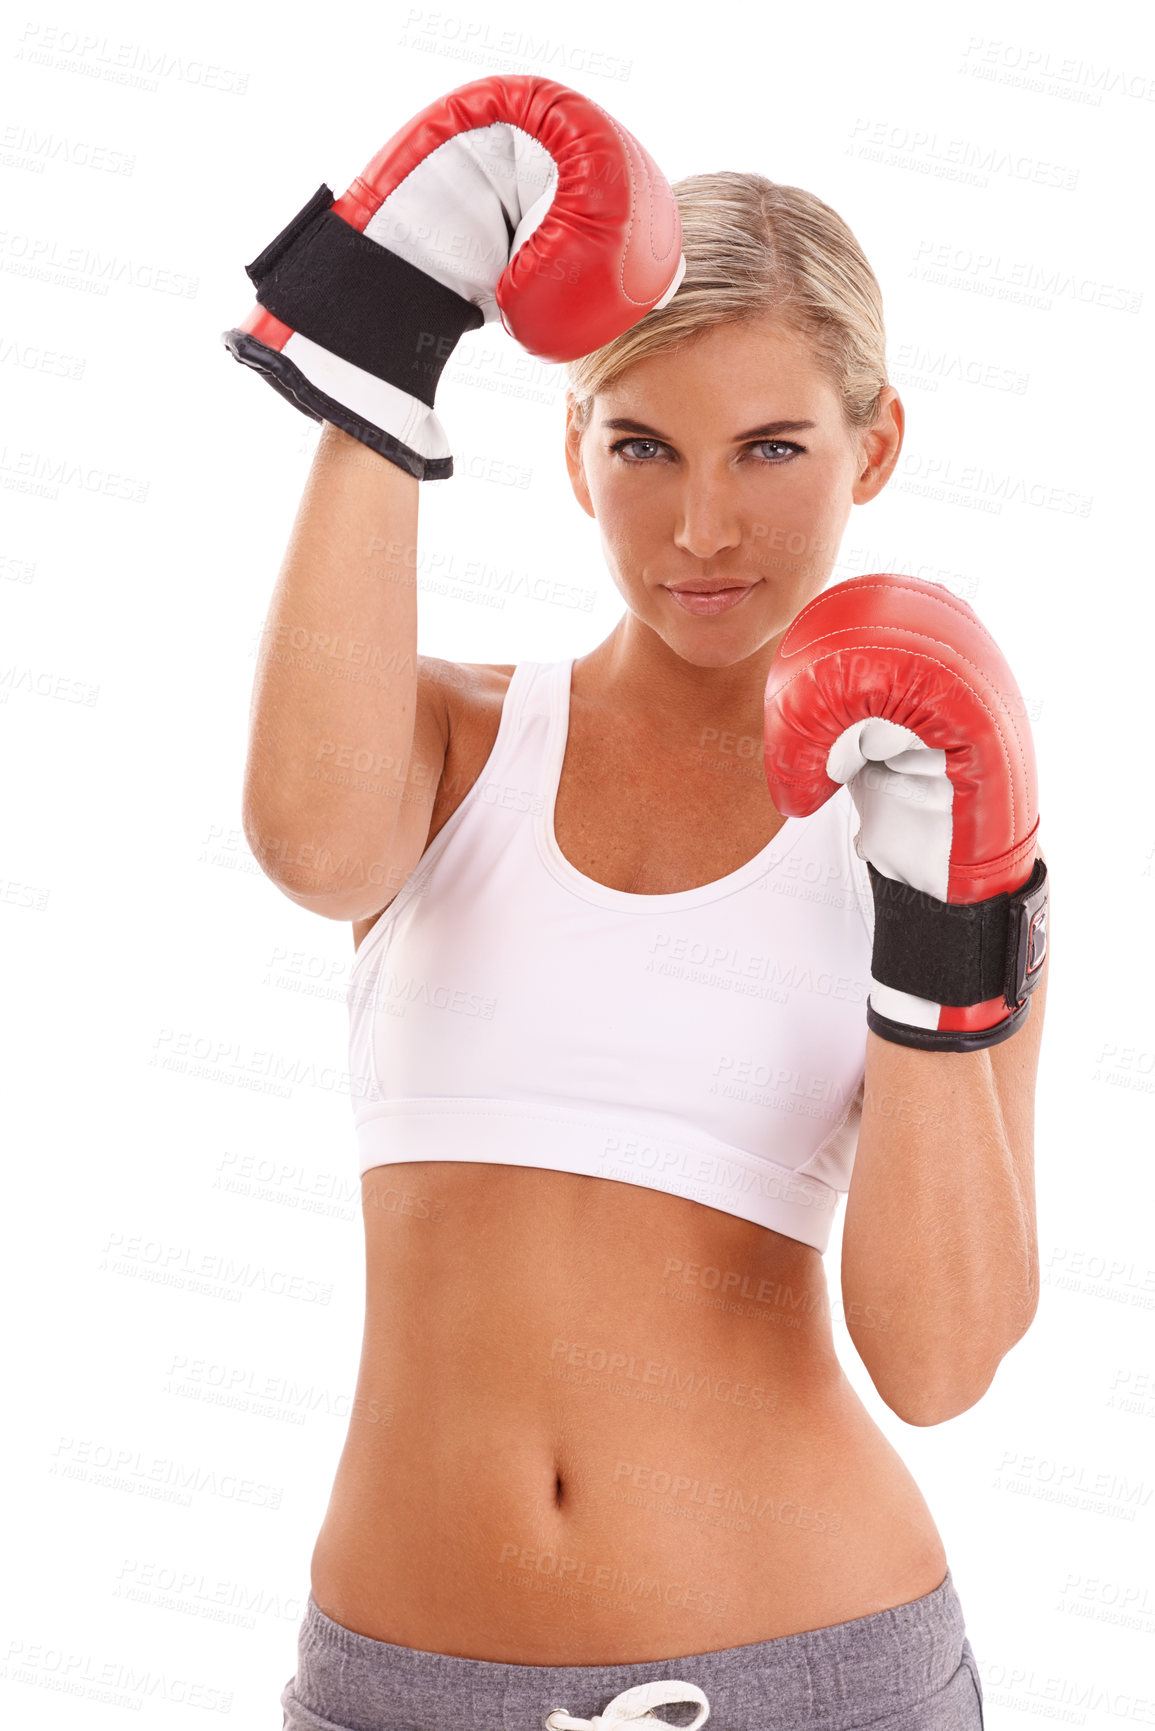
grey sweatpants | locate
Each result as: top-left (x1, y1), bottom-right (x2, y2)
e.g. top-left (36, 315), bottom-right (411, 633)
top-left (280, 1567), bottom-right (984, 1729)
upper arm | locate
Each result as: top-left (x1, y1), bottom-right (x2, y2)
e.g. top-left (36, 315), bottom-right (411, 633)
top-left (368, 654), bottom-right (452, 912)
top-left (269, 656), bottom-right (451, 926)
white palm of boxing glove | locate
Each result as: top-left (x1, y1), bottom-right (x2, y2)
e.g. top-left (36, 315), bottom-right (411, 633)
top-left (223, 76), bottom-right (686, 480)
top-left (764, 575), bottom-right (1047, 1052)
top-left (827, 719), bottom-right (952, 895)
top-left (370, 120), bottom-right (562, 316)
top-left (826, 719), bottom-right (952, 1030)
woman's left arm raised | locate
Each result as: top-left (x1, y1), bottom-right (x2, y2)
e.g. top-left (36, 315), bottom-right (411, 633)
top-left (840, 845), bottom-right (1050, 1427)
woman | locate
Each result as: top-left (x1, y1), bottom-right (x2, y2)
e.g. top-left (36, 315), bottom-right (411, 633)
top-left (232, 80), bottom-right (1046, 1731)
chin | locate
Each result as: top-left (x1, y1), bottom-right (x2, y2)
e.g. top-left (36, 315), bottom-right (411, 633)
top-left (655, 604), bottom-right (777, 665)
top-left (665, 631), bottom-right (760, 670)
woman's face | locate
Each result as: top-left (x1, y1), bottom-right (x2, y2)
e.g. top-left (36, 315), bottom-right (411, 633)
top-left (564, 313), bottom-right (904, 669)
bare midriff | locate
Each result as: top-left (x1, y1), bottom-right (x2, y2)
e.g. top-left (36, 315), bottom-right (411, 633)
top-left (308, 660), bottom-right (948, 1663)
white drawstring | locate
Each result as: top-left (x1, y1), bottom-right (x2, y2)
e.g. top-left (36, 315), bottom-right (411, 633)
top-left (544, 1678), bottom-right (710, 1731)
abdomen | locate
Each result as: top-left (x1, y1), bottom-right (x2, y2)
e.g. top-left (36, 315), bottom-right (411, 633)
top-left (309, 1160), bottom-right (947, 1661)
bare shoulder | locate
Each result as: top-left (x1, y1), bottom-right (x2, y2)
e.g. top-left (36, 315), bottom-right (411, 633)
top-left (350, 658), bottom-right (517, 952)
top-left (417, 654), bottom-right (515, 735)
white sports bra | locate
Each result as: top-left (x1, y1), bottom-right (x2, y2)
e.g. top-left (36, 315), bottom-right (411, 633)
top-left (347, 659), bottom-right (875, 1253)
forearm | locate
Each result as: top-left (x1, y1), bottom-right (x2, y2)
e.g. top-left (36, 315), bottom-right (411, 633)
top-left (840, 1029), bottom-right (1038, 1425)
top-left (242, 422), bottom-right (420, 899)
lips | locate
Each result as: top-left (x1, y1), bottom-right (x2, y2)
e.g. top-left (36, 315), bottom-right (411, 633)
top-left (664, 581), bottom-right (759, 617)
top-left (666, 583), bottom-right (755, 595)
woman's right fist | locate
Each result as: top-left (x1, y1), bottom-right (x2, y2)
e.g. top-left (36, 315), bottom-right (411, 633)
top-left (221, 76), bottom-right (685, 481)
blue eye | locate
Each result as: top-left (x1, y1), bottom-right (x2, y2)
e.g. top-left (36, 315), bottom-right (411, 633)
top-left (751, 446), bottom-right (803, 467)
top-left (608, 438), bottom-right (804, 464)
top-left (610, 438), bottom-right (664, 461)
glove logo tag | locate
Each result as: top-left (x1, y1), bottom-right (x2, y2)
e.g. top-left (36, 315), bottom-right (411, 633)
top-left (1006, 856), bottom-right (1049, 1009)
top-left (1026, 905), bottom-right (1047, 976)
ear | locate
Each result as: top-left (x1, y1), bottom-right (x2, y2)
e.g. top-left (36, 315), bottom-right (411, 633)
top-left (564, 391), bottom-right (596, 520)
top-left (851, 387), bottom-right (905, 505)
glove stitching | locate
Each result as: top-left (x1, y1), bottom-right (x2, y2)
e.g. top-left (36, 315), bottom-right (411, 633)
top-left (765, 644), bottom-right (1023, 842)
top-left (596, 107), bottom-right (641, 304)
top-left (590, 99), bottom-right (680, 295)
top-left (783, 580), bottom-right (1002, 654)
top-left (776, 584), bottom-right (1033, 807)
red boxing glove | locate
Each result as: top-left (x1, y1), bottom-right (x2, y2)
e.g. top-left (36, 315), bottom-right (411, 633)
top-left (222, 75), bottom-right (685, 479)
top-left (763, 574), bottom-right (1049, 1052)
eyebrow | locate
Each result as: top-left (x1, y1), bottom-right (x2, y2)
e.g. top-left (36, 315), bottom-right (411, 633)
top-left (600, 416), bottom-right (818, 441)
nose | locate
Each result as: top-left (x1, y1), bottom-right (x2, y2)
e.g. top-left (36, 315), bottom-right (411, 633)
top-left (671, 472), bottom-right (744, 561)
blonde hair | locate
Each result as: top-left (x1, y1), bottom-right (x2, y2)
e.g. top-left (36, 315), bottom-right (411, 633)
top-left (565, 171), bottom-right (889, 438)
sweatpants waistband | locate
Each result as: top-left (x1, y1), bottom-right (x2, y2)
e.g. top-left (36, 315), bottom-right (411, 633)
top-left (281, 1568), bottom-right (983, 1730)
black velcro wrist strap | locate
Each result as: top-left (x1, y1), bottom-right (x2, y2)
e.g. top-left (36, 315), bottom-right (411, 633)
top-left (867, 855), bottom-right (1048, 1009)
top-left (866, 995), bottom-right (1033, 1053)
top-left (245, 184), bottom-right (485, 408)
top-left (220, 327), bottom-right (453, 481)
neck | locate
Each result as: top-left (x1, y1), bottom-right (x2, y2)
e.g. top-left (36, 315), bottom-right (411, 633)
top-left (574, 612), bottom-right (786, 738)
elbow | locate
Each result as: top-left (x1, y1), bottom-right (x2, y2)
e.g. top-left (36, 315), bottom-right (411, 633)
top-left (881, 1376), bottom-right (992, 1428)
top-left (853, 1317), bottom-right (1038, 1428)
top-left (847, 1342), bottom-right (988, 1424)
top-left (849, 1267), bottom-right (1041, 1427)
top-left (241, 802), bottom-right (345, 910)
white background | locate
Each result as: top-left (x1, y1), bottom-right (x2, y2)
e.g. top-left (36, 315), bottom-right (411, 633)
top-left (3, 0), bottom-right (1153, 1724)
